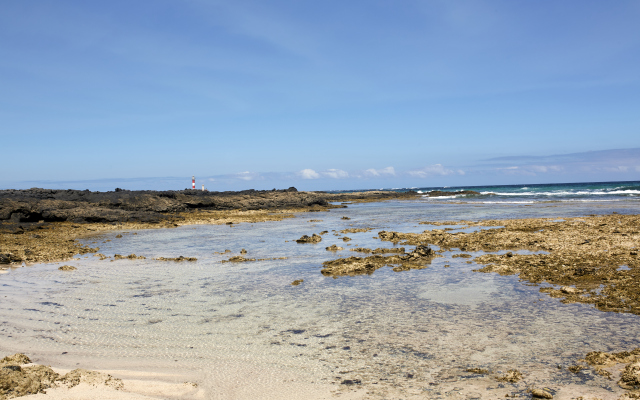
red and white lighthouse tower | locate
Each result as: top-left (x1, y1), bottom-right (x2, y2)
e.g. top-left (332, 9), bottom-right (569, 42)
top-left (192, 176), bottom-right (195, 189)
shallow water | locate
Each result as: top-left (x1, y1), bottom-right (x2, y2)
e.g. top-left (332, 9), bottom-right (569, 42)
top-left (2, 200), bottom-right (640, 398)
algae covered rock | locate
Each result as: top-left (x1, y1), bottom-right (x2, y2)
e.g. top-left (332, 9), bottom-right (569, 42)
top-left (221, 256), bottom-right (256, 263)
top-left (496, 369), bottom-right (522, 383)
top-left (619, 361), bottom-right (640, 389)
top-left (296, 234), bottom-right (322, 244)
top-left (154, 256), bottom-right (197, 262)
top-left (0, 354), bottom-right (30, 365)
top-left (531, 388), bottom-right (553, 399)
top-left (0, 363), bottom-right (60, 399)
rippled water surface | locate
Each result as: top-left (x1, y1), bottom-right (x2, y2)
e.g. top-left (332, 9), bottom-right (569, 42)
top-left (2, 200), bottom-right (640, 398)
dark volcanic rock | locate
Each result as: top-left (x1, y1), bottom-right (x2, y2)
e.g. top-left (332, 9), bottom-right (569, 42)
top-left (0, 188), bottom-right (419, 225)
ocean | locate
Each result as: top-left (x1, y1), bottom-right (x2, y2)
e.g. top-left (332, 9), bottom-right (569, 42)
top-left (412, 180), bottom-right (640, 203)
top-left (1, 180), bottom-right (640, 398)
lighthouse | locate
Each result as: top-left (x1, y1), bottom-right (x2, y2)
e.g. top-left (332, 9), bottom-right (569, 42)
top-left (192, 176), bottom-right (195, 189)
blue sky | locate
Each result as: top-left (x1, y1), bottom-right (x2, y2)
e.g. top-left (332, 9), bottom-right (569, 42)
top-left (1, 0), bottom-right (639, 191)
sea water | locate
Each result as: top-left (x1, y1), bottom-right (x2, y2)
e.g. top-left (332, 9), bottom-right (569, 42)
top-left (1, 195), bottom-right (640, 398)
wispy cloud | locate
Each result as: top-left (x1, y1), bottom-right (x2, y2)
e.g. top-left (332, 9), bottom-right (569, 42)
top-left (407, 164), bottom-right (458, 178)
top-left (234, 171), bottom-right (262, 181)
top-left (480, 148), bottom-right (640, 177)
top-left (364, 167), bottom-right (396, 177)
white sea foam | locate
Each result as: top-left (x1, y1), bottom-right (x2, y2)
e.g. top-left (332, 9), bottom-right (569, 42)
top-left (480, 190), bottom-right (640, 197)
top-left (421, 195), bottom-right (458, 199)
top-left (478, 201), bottom-right (537, 204)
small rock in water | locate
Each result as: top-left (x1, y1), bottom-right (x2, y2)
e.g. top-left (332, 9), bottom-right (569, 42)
top-left (496, 369), bottom-right (522, 383)
top-left (465, 368), bottom-right (489, 374)
top-left (154, 256), bottom-right (197, 262)
top-left (58, 265), bottom-right (77, 271)
top-left (291, 279), bottom-right (303, 286)
top-left (296, 234), bottom-right (322, 243)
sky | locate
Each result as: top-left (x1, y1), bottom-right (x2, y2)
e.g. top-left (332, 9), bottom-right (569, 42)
top-left (1, 0), bottom-right (639, 191)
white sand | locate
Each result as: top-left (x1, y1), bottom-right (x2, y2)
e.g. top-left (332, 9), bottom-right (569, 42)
top-left (17, 363), bottom-right (366, 400)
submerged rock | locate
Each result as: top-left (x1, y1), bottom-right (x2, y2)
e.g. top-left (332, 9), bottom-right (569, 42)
top-left (531, 388), bottom-right (553, 399)
top-left (114, 254), bottom-right (146, 260)
top-left (340, 228), bottom-right (372, 234)
top-left (465, 368), bottom-right (489, 374)
top-left (154, 256), bottom-right (197, 262)
top-left (222, 256), bottom-right (257, 263)
top-left (452, 253), bottom-right (472, 258)
top-left (326, 245), bottom-right (344, 251)
top-left (619, 361), bottom-right (640, 389)
top-left (378, 231), bottom-right (402, 242)
top-left (321, 256), bottom-right (378, 276)
top-left (496, 369), bottom-right (522, 383)
top-left (401, 245), bottom-right (434, 260)
top-left (58, 265), bottom-right (77, 271)
top-left (321, 245), bottom-right (439, 277)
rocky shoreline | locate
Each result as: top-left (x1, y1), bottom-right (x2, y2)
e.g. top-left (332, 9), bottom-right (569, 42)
top-left (0, 188), bottom-right (419, 266)
top-left (3, 188), bottom-right (640, 399)
top-left (376, 213), bottom-right (640, 316)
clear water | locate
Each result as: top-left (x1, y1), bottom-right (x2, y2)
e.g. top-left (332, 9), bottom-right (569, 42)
top-left (1, 199), bottom-right (640, 398)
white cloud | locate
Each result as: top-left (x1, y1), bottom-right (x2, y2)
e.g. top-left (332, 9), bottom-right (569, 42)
top-left (528, 165), bottom-right (563, 173)
top-left (299, 169), bottom-right (321, 179)
top-left (407, 164), bottom-right (455, 178)
top-left (364, 166), bottom-right (396, 177)
top-left (497, 166), bottom-right (535, 176)
top-left (322, 169), bottom-right (349, 179)
top-left (235, 171), bottom-right (261, 181)
top-left (529, 165), bottom-right (548, 173)
top-left (605, 166), bottom-right (629, 172)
